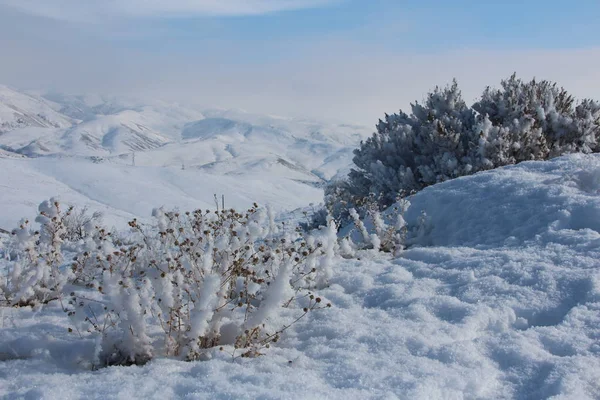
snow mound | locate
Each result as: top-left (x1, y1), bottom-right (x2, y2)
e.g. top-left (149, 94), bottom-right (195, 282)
top-left (405, 153), bottom-right (600, 247)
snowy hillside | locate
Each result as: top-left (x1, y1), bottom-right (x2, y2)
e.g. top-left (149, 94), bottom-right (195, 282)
top-left (0, 157), bottom-right (324, 231)
top-left (1, 154), bottom-right (599, 399)
top-left (43, 92), bottom-right (206, 139)
top-left (0, 85), bottom-right (73, 133)
top-left (0, 148), bottom-right (25, 159)
top-left (0, 87), bottom-right (370, 183)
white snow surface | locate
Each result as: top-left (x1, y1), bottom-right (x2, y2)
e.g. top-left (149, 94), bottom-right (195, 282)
top-left (0, 157), bottom-right (323, 230)
top-left (1, 154), bottom-right (600, 399)
top-left (0, 85), bottom-right (74, 133)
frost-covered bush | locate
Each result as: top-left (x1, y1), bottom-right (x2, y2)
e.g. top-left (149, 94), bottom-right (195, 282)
top-left (1, 198), bottom-right (71, 306)
top-left (64, 204), bottom-right (334, 366)
top-left (473, 74), bottom-right (600, 165)
top-left (62, 206), bottom-right (103, 242)
top-left (3, 196), bottom-right (416, 367)
top-left (298, 206), bottom-right (329, 232)
top-left (347, 81), bottom-right (477, 210)
top-left (328, 75), bottom-right (600, 216)
top-left (339, 198), bottom-right (410, 256)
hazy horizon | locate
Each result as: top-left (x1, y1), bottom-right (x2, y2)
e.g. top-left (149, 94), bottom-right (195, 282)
top-left (2, 0), bottom-right (599, 126)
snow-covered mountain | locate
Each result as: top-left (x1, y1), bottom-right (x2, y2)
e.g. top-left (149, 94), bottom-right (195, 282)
top-left (0, 86), bottom-right (370, 183)
top-left (0, 85), bottom-right (74, 133)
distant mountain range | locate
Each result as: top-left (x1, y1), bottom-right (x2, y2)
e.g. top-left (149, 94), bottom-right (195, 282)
top-left (0, 85), bottom-right (371, 184)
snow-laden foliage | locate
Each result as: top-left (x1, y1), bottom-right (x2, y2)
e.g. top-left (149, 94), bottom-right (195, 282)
top-left (1, 197), bottom-right (412, 366)
top-left (1, 199), bottom-right (71, 306)
top-left (329, 75), bottom-right (600, 216)
top-left (348, 81), bottom-right (477, 209)
top-left (2, 199), bottom-right (362, 366)
top-left (342, 198), bottom-right (410, 256)
top-left (473, 74), bottom-right (600, 164)
top-left (62, 206), bottom-right (103, 242)
top-left (68, 204), bottom-right (337, 365)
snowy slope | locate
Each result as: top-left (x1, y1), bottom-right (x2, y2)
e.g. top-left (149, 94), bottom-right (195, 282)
top-left (0, 147), bottom-right (25, 159)
top-left (0, 85), bottom-right (73, 133)
top-left (58, 112), bottom-right (172, 155)
top-left (0, 113), bottom-right (172, 157)
top-left (43, 92), bottom-right (205, 139)
top-left (1, 154), bottom-right (599, 399)
top-left (404, 153), bottom-right (600, 247)
top-left (0, 157), bottom-right (324, 231)
top-left (132, 113), bottom-right (369, 181)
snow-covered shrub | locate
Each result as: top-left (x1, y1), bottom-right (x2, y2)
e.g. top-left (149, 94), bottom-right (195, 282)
top-left (329, 81), bottom-right (477, 215)
top-left (4, 195), bottom-right (419, 367)
top-left (65, 204), bottom-right (332, 366)
top-left (1, 198), bottom-right (72, 306)
top-left (473, 74), bottom-right (600, 164)
top-left (298, 205), bottom-right (329, 232)
top-left (328, 75), bottom-right (600, 217)
top-left (62, 206), bottom-right (103, 242)
top-left (341, 198), bottom-right (410, 255)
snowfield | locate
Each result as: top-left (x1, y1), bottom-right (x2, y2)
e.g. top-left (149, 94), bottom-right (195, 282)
top-left (1, 154), bottom-right (600, 399)
top-left (0, 157), bottom-right (324, 231)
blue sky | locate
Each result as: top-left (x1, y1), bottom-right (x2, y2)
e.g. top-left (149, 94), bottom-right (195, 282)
top-left (1, 0), bottom-right (599, 124)
top-left (66, 0), bottom-right (600, 53)
top-left (149, 0), bottom-right (600, 50)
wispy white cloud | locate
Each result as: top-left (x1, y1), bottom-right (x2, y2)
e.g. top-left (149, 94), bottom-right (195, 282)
top-left (0, 0), bottom-right (338, 21)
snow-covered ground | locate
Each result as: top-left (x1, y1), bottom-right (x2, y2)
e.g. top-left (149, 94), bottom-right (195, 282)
top-left (0, 157), bottom-right (324, 231)
top-left (1, 154), bottom-right (599, 399)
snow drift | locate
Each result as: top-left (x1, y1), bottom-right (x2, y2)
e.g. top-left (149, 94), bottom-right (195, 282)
top-left (405, 153), bottom-right (600, 247)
